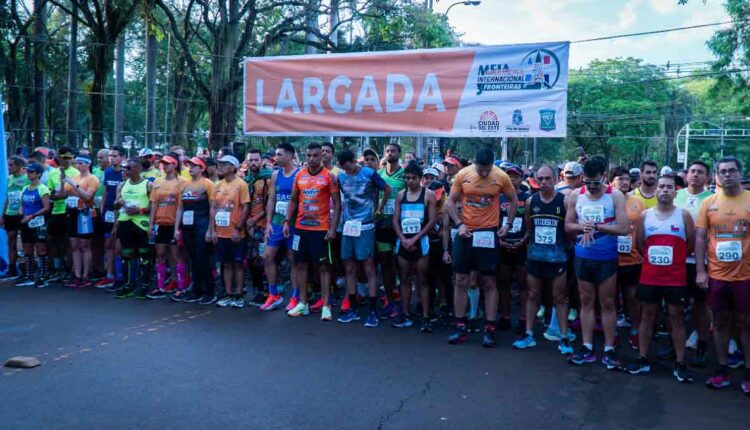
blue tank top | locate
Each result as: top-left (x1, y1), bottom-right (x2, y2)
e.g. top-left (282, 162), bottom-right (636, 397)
top-left (272, 167), bottom-right (299, 225)
top-left (103, 167), bottom-right (125, 210)
top-left (575, 185), bottom-right (617, 260)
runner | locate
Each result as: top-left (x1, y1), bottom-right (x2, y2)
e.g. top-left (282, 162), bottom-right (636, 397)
top-left (113, 159), bottom-right (153, 299)
top-left (610, 166), bottom-right (645, 350)
top-left (497, 163), bottom-right (531, 331)
top-left (91, 149), bottom-right (109, 279)
top-left (207, 155), bottom-right (251, 308)
top-left (96, 146), bottom-right (126, 290)
top-left (175, 157), bottom-right (216, 304)
top-left (556, 161), bottom-right (583, 196)
top-left (376, 143), bottom-right (407, 319)
top-left (335, 149), bottom-right (389, 324)
top-left (631, 160), bottom-right (658, 209)
top-left (512, 165), bottom-right (573, 354)
top-left (392, 161), bottom-right (437, 329)
top-left (262, 143), bottom-right (300, 312)
top-left (441, 156), bottom-right (461, 184)
top-left (139, 148), bottom-right (163, 182)
top-left (627, 174), bottom-right (695, 383)
top-left (47, 146), bottom-right (79, 281)
top-left (423, 166), bottom-right (449, 329)
top-left (363, 148), bottom-right (380, 171)
top-left (565, 156), bottom-right (629, 369)
top-left (695, 157), bottom-right (750, 393)
top-left (674, 160), bottom-right (714, 367)
top-left (244, 149), bottom-right (272, 307)
top-left (283, 143), bottom-right (341, 320)
top-left (14, 163), bottom-right (50, 288)
top-left (0, 156), bottom-right (29, 281)
top-left (147, 154), bottom-right (188, 300)
top-left (62, 155), bottom-right (100, 287)
top-left (445, 147), bottom-right (517, 348)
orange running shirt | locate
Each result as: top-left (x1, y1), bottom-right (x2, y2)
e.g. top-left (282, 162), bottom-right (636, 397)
top-left (696, 190), bottom-right (750, 281)
top-left (618, 195), bottom-right (644, 266)
top-left (248, 177), bottom-right (269, 229)
top-left (293, 167), bottom-right (339, 232)
top-left (211, 176), bottom-right (251, 239)
top-left (65, 174), bottom-right (101, 215)
top-left (450, 165), bottom-right (512, 230)
top-left (151, 177), bottom-right (186, 226)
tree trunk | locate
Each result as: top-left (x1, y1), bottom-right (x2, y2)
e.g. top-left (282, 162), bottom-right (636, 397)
top-left (170, 53), bottom-right (190, 148)
top-left (145, 0), bottom-right (157, 148)
top-left (32, 0), bottom-right (47, 147)
top-left (90, 43), bottom-right (115, 149)
top-left (207, 1), bottom-right (241, 151)
top-left (113, 35), bottom-right (125, 147)
top-left (66, 3), bottom-right (79, 148)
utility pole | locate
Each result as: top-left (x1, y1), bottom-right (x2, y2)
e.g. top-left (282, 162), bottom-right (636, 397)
top-left (720, 116), bottom-right (725, 158)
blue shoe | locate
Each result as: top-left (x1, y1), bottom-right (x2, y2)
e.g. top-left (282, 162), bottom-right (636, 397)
top-left (512, 334), bottom-right (537, 349)
top-left (365, 312), bottom-right (379, 327)
top-left (543, 326), bottom-right (562, 341)
top-left (602, 350), bottom-right (623, 371)
top-left (568, 347), bottom-right (596, 365)
top-left (728, 350), bottom-right (745, 369)
top-left (558, 340), bottom-right (574, 355)
top-left (337, 310), bottom-right (361, 323)
top-left (379, 302), bottom-right (398, 319)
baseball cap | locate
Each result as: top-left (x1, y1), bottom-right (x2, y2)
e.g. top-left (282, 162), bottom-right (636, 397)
top-left (431, 163), bottom-right (446, 175)
top-left (218, 155), bottom-right (240, 168)
top-left (629, 167), bottom-right (641, 176)
top-left (27, 163), bottom-right (44, 174)
top-left (443, 156), bottom-right (461, 167)
top-left (160, 155), bottom-right (179, 165)
top-left (363, 148), bottom-right (378, 158)
top-left (33, 147), bottom-right (50, 157)
top-left (501, 163), bottom-right (523, 176)
top-left (660, 166), bottom-right (673, 175)
top-left (138, 148), bottom-right (154, 157)
top-left (563, 161), bottom-right (583, 177)
top-left (423, 167), bottom-right (439, 177)
top-left (185, 156), bottom-right (206, 171)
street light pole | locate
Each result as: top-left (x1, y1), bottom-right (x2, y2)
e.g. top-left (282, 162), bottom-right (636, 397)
top-left (445, 1), bottom-right (481, 16)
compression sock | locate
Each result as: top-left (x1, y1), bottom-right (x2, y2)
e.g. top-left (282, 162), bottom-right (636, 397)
top-left (291, 287), bottom-right (300, 299)
top-left (269, 284), bottom-right (278, 296)
top-left (115, 257), bottom-right (125, 282)
top-left (176, 262), bottom-right (188, 291)
top-left (24, 255), bottom-right (34, 278)
top-left (39, 255), bottom-right (49, 279)
top-left (155, 262), bottom-right (167, 290)
top-left (548, 307), bottom-right (560, 333)
top-left (468, 288), bottom-right (480, 320)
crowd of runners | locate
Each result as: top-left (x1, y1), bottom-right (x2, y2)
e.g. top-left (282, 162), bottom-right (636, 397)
top-left (2, 141), bottom-right (750, 395)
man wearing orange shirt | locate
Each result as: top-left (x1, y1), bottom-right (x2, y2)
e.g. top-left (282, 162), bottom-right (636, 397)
top-left (696, 156), bottom-right (750, 394)
top-left (445, 147), bottom-right (517, 348)
top-left (207, 155), bottom-right (251, 308)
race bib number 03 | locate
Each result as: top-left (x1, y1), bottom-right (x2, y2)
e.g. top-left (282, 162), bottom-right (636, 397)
top-left (648, 245), bottom-right (673, 266)
top-left (343, 220), bottom-right (362, 237)
top-left (401, 218), bottom-right (421, 235)
top-left (182, 210), bottom-right (194, 226)
top-left (617, 236), bottom-right (632, 254)
top-left (472, 231), bottom-right (495, 249)
top-left (716, 241), bottom-right (742, 262)
top-left (503, 217), bottom-right (523, 234)
top-left (215, 211), bottom-right (230, 227)
top-left (581, 206), bottom-right (604, 223)
top-left (534, 226), bottom-right (556, 245)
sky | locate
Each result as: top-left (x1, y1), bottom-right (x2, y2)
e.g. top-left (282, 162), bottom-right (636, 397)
top-left (432, 0), bottom-right (731, 69)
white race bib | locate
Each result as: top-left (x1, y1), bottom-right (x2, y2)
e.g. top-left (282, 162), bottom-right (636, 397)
top-left (383, 199), bottom-right (395, 215)
top-left (534, 226), bottom-right (556, 245)
top-left (94, 196), bottom-right (103, 207)
top-left (275, 201), bottom-right (289, 217)
top-left (28, 215), bottom-right (45, 228)
top-left (292, 234), bottom-right (300, 251)
top-left (716, 241), bottom-right (742, 262)
top-left (258, 242), bottom-right (265, 256)
top-left (215, 211), bottom-right (230, 227)
top-left (581, 205), bottom-right (604, 223)
top-left (7, 191), bottom-right (21, 208)
top-left (182, 210), bottom-right (194, 226)
top-left (104, 211), bottom-right (115, 223)
top-left (65, 196), bottom-right (79, 208)
top-left (648, 245), bottom-right (673, 266)
top-left (472, 231), bottom-right (495, 249)
top-left (503, 217), bottom-right (523, 234)
top-left (451, 228), bottom-right (458, 242)
top-left (343, 220), bottom-right (362, 237)
top-left (401, 218), bottom-right (421, 235)
top-left (617, 236), bottom-right (632, 254)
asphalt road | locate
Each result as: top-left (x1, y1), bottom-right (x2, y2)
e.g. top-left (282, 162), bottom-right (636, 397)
top-left (1, 282), bottom-right (749, 430)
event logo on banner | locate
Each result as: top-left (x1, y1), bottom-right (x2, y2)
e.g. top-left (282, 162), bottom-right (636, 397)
top-left (243, 42), bottom-right (569, 137)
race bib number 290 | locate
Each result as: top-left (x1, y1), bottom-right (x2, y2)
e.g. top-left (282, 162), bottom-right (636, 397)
top-left (716, 241), bottom-right (742, 262)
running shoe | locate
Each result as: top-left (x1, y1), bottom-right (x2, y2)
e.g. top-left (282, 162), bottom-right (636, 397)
top-left (183, 293), bottom-right (202, 303)
top-left (199, 295), bottom-right (217, 305)
top-left (602, 349), bottom-right (622, 371)
top-left (673, 362), bottom-right (694, 383)
top-left (513, 334), bottom-right (537, 349)
top-left (78, 279), bottom-right (93, 288)
top-left (467, 318), bottom-right (481, 333)
top-left (336, 310), bottom-right (360, 323)
top-left (310, 298), bottom-right (325, 313)
top-left (248, 293), bottom-right (267, 308)
top-left (543, 326), bottom-right (562, 341)
top-left (392, 315), bottom-right (413, 328)
top-left (379, 302), bottom-right (398, 320)
top-left (558, 339), bottom-right (574, 356)
top-left (287, 302), bottom-right (309, 317)
top-left (217, 296), bottom-right (234, 307)
top-left (420, 320), bottom-right (434, 333)
top-left (536, 305), bottom-right (546, 320)
top-left (321, 305), bottom-right (333, 321)
top-left (147, 289), bottom-right (167, 300)
top-left (35, 278), bottom-right (49, 289)
top-left (447, 323), bottom-right (468, 345)
top-left (629, 333), bottom-right (640, 351)
top-left (0, 269), bottom-right (20, 282)
top-left (65, 278), bottom-right (82, 288)
top-left (259, 294), bottom-right (283, 311)
top-left (115, 288), bottom-right (135, 299)
top-left (364, 311), bottom-right (379, 327)
top-left (482, 325), bottom-right (497, 348)
top-left (232, 296), bottom-right (246, 308)
top-left (656, 322), bottom-right (669, 337)
top-left (627, 357), bottom-right (651, 375)
top-left (171, 290), bottom-right (188, 302)
top-left (742, 373), bottom-right (750, 395)
top-left (685, 330), bottom-right (699, 349)
top-left (14, 277), bottom-right (35, 287)
top-left (94, 278), bottom-right (115, 289)
top-left (616, 314), bottom-right (631, 328)
top-left (567, 308), bottom-right (578, 322)
top-left (728, 350), bottom-right (745, 369)
top-left (106, 282), bottom-right (124, 293)
top-left (568, 347), bottom-right (596, 366)
top-left (341, 295), bottom-right (352, 312)
top-left (691, 344), bottom-right (709, 368)
top-left (135, 289), bottom-right (149, 300)
top-left (164, 279), bottom-right (178, 292)
top-left (285, 296), bottom-right (299, 312)
top-left (705, 370), bottom-right (731, 389)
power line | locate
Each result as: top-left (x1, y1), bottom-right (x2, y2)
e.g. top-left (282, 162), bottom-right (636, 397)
top-left (572, 19), bottom-right (746, 43)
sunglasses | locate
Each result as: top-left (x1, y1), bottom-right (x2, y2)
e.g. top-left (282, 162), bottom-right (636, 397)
top-left (60, 155), bottom-right (74, 160)
top-left (583, 179), bottom-right (604, 186)
top-left (121, 165), bottom-right (132, 170)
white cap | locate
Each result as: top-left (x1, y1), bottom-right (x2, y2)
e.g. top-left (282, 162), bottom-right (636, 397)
top-left (218, 155), bottom-right (240, 169)
top-left (138, 148), bottom-right (154, 157)
top-left (660, 166), bottom-right (673, 175)
top-left (431, 163), bottom-right (446, 174)
top-left (423, 167), bottom-right (439, 177)
top-left (563, 161), bottom-right (583, 177)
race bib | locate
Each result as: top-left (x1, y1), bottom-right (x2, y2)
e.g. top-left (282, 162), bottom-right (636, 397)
top-left (451, 228), bottom-right (458, 242)
top-left (182, 210), bottom-right (194, 226)
top-left (401, 218), bottom-right (421, 235)
top-left (104, 211), bottom-right (115, 223)
top-left (581, 205), bottom-right (604, 223)
top-left (472, 231), bottom-right (495, 249)
top-left (534, 226), bottom-right (556, 245)
top-left (215, 211), bottom-right (230, 227)
top-left (648, 245), bottom-right (673, 266)
top-left (65, 196), bottom-right (80, 208)
top-left (257, 242), bottom-right (265, 256)
top-left (343, 220), bottom-right (362, 237)
top-left (275, 201), bottom-right (289, 217)
top-left (292, 234), bottom-right (300, 251)
top-left (383, 199), bottom-right (395, 215)
top-left (28, 215), bottom-right (45, 228)
top-left (503, 217), bottom-right (523, 234)
top-left (94, 196), bottom-right (103, 207)
top-left (7, 191), bottom-right (21, 211)
top-left (617, 236), bottom-right (632, 254)
top-left (716, 241), bottom-right (742, 262)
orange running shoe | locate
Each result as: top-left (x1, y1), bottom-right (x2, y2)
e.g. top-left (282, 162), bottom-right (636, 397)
top-left (310, 297), bottom-right (325, 312)
top-left (285, 296), bottom-right (299, 312)
top-left (341, 295), bottom-right (351, 312)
